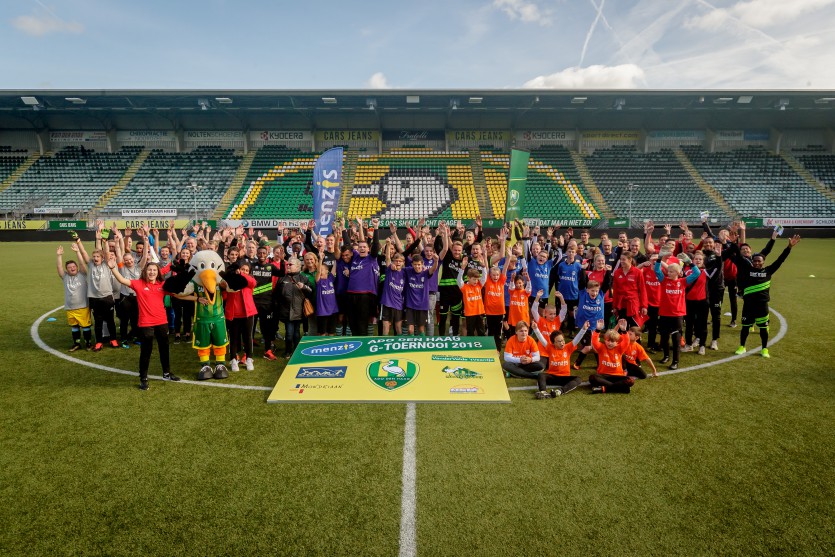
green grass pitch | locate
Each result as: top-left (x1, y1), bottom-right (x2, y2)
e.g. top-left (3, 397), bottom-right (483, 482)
top-left (1, 239), bottom-right (833, 556)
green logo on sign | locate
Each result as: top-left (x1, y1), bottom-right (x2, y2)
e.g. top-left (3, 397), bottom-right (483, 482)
top-left (442, 365), bottom-right (482, 379)
top-left (509, 190), bottom-right (519, 207)
top-left (367, 359), bottom-right (420, 391)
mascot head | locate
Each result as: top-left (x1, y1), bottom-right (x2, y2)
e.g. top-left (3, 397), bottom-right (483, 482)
top-left (189, 250), bottom-right (225, 303)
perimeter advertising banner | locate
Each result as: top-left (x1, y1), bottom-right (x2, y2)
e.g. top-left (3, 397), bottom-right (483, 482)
top-left (268, 336), bottom-right (510, 403)
top-left (312, 147), bottom-right (343, 237)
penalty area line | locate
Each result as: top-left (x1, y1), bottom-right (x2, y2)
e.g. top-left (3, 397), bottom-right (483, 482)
top-left (32, 306), bottom-right (271, 391)
top-left (508, 307), bottom-right (788, 391)
top-left (399, 402), bottom-right (417, 557)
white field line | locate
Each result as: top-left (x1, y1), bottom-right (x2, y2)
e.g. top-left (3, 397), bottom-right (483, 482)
top-left (399, 402), bottom-right (417, 557)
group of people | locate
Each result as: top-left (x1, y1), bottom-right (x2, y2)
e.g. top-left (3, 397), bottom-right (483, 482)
top-left (55, 215), bottom-right (800, 393)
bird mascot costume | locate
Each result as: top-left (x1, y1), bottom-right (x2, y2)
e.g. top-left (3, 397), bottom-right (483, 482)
top-left (163, 250), bottom-right (246, 380)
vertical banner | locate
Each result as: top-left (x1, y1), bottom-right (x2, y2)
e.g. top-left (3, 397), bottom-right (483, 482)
top-left (313, 147), bottom-right (344, 236)
top-left (506, 149), bottom-right (530, 244)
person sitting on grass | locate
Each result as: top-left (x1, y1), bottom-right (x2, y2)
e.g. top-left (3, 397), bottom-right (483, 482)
top-left (56, 238), bottom-right (92, 351)
top-left (501, 321), bottom-right (544, 380)
top-left (588, 319), bottom-right (635, 394)
top-left (530, 320), bottom-right (588, 399)
top-left (622, 326), bottom-right (658, 379)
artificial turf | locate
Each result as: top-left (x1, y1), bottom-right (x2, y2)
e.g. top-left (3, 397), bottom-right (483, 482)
top-left (1, 239), bottom-right (833, 556)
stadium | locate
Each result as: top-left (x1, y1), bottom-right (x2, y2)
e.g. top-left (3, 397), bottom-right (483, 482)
top-left (2, 85), bottom-right (833, 556)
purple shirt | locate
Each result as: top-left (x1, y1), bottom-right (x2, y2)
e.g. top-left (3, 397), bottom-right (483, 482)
top-left (380, 267), bottom-right (406, 309)
top-left (335, 258), bottom-right (351, 296)
top-left (347, 252), bottom-right (380, 294)
top-left (422, 255), bottom-right (439, 293)
top-left (316, 276), bottom-right (338, 317)
top-left (405, 267), bottom-right (431, 310)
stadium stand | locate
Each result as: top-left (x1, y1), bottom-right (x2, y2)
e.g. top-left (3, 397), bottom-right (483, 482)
top-left (793, 145), bottom-right (835, 189)
top-left (226, 146), bottom-right (316, 220)
top-left (0, 149), bottom-right (29, 184)
top-left (682, 145), bottom-right (835, 217)
top-left (349, 150), bottom-right (477, 220)
top-left (0, 146), bottom-right (140, 214)
top-left (585, 146), bottom-right (730, 221)
top-left (103, 146), bottom-right (242, 217)
top-left (481, 146), bottom-right (600, 220)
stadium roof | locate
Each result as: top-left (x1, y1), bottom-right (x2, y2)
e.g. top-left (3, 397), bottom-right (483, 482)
top-left (1, 89), bottom-right (834, 131)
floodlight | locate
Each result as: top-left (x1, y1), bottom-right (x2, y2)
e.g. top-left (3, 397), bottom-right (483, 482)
top-left (469, 97), bottom-right (483, 104)
top-left (406, 95), bottom-right (420, 104)
top-left (571, 96), bottom-right (587, 104)
top-left (65, 97), bottom-right (86, 105)
top-left (215, 97), bottom-right (233, 104)
top-left (322, 97), bottom-right (337, 104)
top-left (21, 96), bottom-right (40, 106)
top-left (737, 96), bottom-right (753, 104)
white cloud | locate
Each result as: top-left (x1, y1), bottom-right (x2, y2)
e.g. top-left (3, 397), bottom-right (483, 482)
top-left (366, 72), bottom-right (391, 89)
top-left (523, 64), bottom-right (645, 88)
top-left (13, 14), bottom-right (84, 36)
top-left (493, 0), bottom-right (552, 26)
top-left (686, 0), bottom-right (835, 30)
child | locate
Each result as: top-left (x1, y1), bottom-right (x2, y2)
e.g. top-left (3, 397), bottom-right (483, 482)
top-left (572, 279), bottom-right (605, 369)
top-left (588, 319), bottom-right (635, 394)
top-left (655, 256), bottom-right (701, 370)
top-left (457, 256), bottom-right (487, 337)
top-left (404, 253), bottom-right (439, 336)
top-left (623, 326), bottom-right (658, 379)
top-left (501, 321), bottom-right (543, 379)
top-left (224, 262), bottom-right (257, 371)
top-left (531, 289), bottom-right (567, 355)
top-left (483, 262), bottom-right (509, 351)
top-left (531, 320), bottom-right (588, 398)
top-left (381, 245), bottom-right (406, 336)
top-left (504, 273), bottom-right (532, 338)
top-left (316, 262), bottom-right (339, 336)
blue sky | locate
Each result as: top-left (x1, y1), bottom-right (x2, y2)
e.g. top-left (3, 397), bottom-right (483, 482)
top-left (3, 0), bottom-right (835, 90)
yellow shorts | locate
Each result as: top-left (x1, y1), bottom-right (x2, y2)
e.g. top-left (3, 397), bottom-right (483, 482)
top-left (66, 308), bottom-right (92, 328)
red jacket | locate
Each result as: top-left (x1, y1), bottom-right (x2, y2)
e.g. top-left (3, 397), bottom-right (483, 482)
top-left (612, 265), bottom-right (647, 316)
top-left (224, 274), bottom-right (257, 319)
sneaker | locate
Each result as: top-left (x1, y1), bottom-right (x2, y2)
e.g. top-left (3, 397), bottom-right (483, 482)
top-left (69, 343), bottom-right (82, 352)
top-left (183, 333), bottom-right (192, 342)
top-left (669, 362), bottom-right (679, 370)
top-left (86, 341), bottom-right (93, 350)
top-left (698, 346), bottom-right (706, 355)
top-left (121, 341), bottom-right (130, 349)
top-left (230, 358), bottom-right (240, 372)
top-left (92, 342), bottom-right (103, 352)
top-left (162, 372), bottom-right (181, 382)
top-left (550, 388), bottom-right (563, 397)
top-left (691, 340), bottom-right (700, 349)
top-left (109, 339), bottom-right (120, 348)
top-left (680, 337), bottom-right (686, 347)
top-left (710, 340), bottom-right (719, 351)
top-left (729, 320), bottom-right (737, 328)
top-left (591, 386), bottom-right (605, 394)
top-left (681, 344), bottom-right (693, 353)
top-left (263, 350), bottom-right (277, 361)
top-left (174, 335), bottom-right (181, 344)
top-left (139, 380), bottom-right (149, 391)
top-left (761, 348), bottom-right (770, 358)
top-left (535, 390), bottom-right (551, 400)
top-left (245, 358), bottom-right (254, 371)
top-left (624, 377), bottom-right (636, 387)
top-left (734, 346), bottom-right (747, 355)
top-left (660, 356), bottom-right (670, 364)
top-left (213, 364), bottom-right (229, 379)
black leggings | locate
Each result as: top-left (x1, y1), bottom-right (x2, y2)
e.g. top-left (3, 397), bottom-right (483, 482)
top-left (562, 298), bottom-right (578, 334)
top-left (645, 305), bottom-right (660, 348)
top-left (89, 296), bottom-right (116, 343)
top-left (172, 298), bottom-right (193, 335)
top-left (117, 295), bottom-right (138, 341)
top-left (502, 361), bottom-right (544, 379)
top-left (659, 315), bottom-right (683, 363)
top-left (229, 316), bottom-right (255, 360)
top-left (685, 299), bottom-right (709, 346)
top-left (623, 360), bottom-right (647, 379)
top-left (589, 373), bottom-right (632, 393)
top-left (725, 279), bottom-right (738, 322)
top-left (537, 373), bottom-right (582, 393)
top-left (139, 324), bottom-right (169, 380)
top-left (486, 314), bottom-right (504, 351)
top-left (349, 293), bottom-right (376, 337)
top-left (709, 288), bottom-right (724, 341)
top-left (254, 305), bottom-right (276, 351)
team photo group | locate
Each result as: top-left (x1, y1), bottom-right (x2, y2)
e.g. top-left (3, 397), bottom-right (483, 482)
top-left (56, 214), bottom-right (800, 395)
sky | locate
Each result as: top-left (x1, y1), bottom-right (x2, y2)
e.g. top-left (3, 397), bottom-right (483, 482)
top-left (3, 0), bottom-right (835, 90)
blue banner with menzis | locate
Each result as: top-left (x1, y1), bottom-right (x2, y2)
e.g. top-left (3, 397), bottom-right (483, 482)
top-left (312, 147), bottom-right (343, 236)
